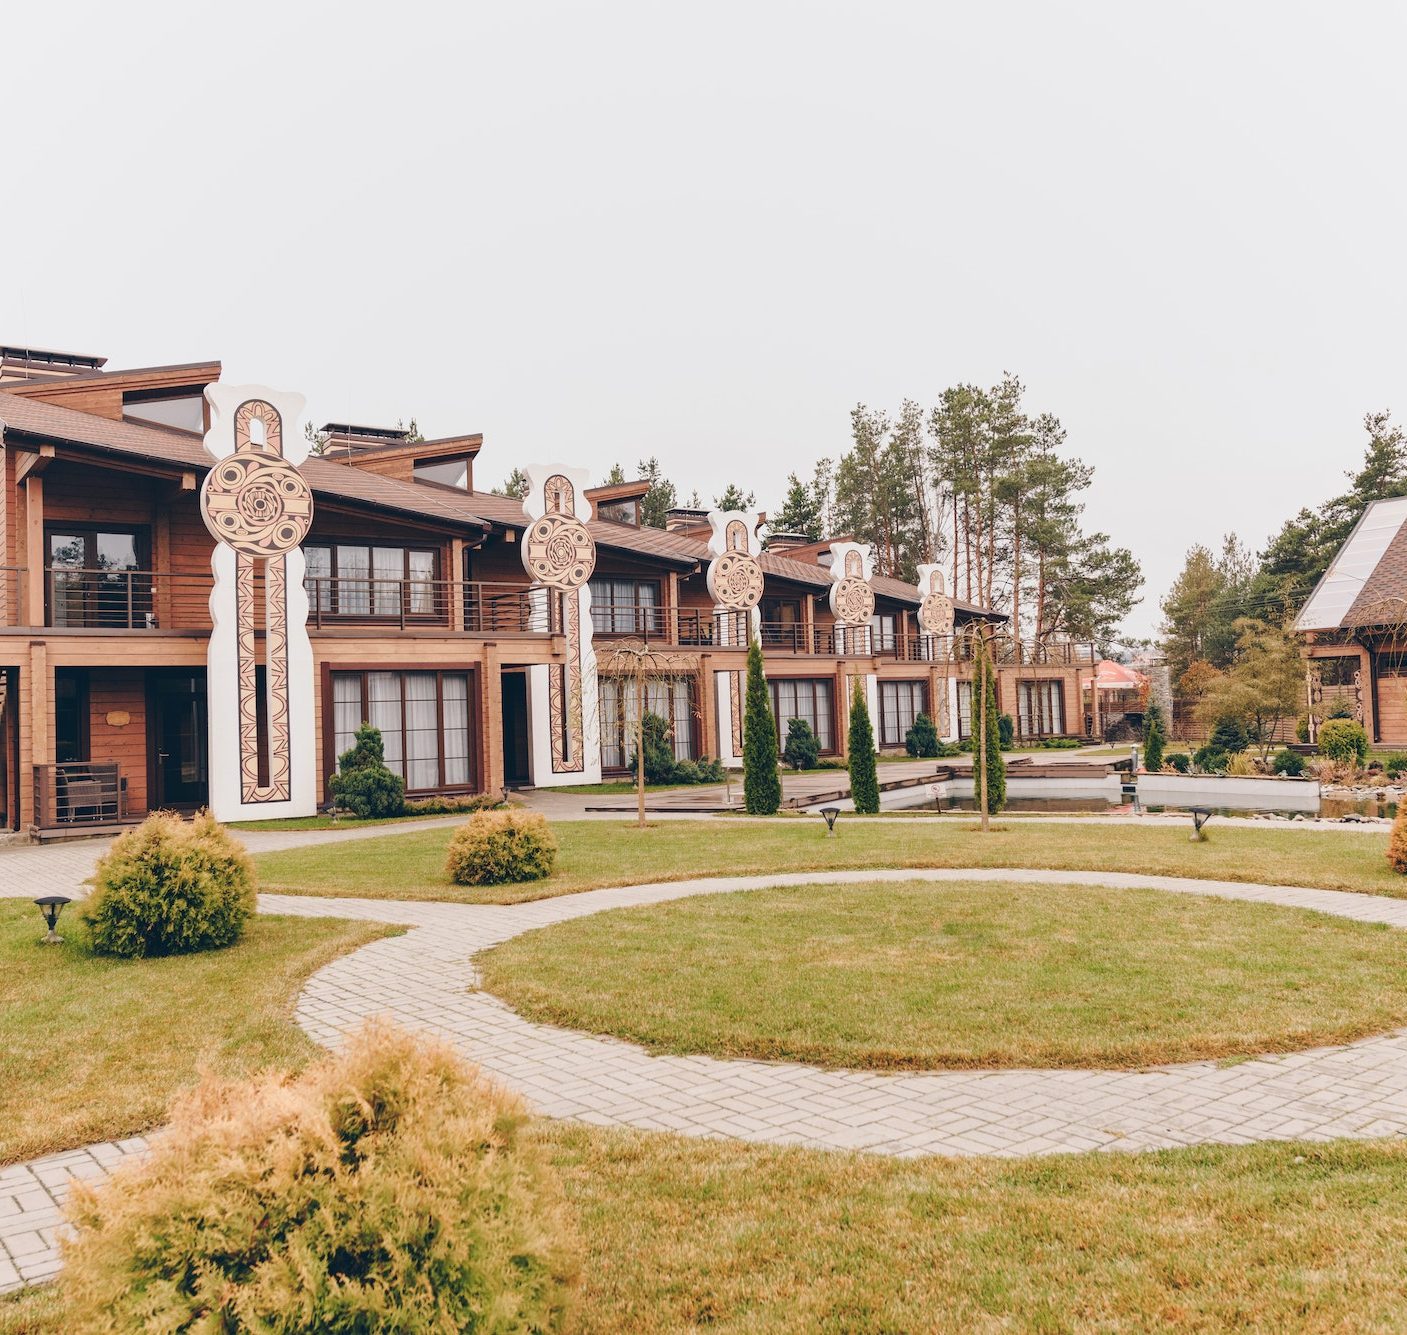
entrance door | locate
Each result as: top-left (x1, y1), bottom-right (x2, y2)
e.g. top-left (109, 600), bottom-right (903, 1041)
top-left (149, 671), bottom-right (209, 809)
top-left (501, 672), bottom-right (530, 787)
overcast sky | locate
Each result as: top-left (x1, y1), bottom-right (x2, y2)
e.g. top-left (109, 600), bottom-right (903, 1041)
top-left (5, 2), bottom-right (1405, 638)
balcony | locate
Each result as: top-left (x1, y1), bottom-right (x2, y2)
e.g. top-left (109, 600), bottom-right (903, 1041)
top-left (11, 567), bottom-right (554, 636)
top-left (33, 762), bottom-right (125, 829)
top-left (588, 606), bottom-right (753, 647)
top-left (895, 633), bottom-right (1098, 666)
top-left (759, 623), bottom-right (874, 656)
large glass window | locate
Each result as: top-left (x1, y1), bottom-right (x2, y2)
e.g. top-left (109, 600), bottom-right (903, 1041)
top-left (590, 577), bottom-right (660, 634)
top-left (1017, 680), bottom-right (1065, 737)
top-left (305, 544), bottom-right (439, 619)
top-left (413, 456), bottom-right (469, 489)
top-left (769, 678), bottom-right (835, 751)
top-left (598, 675), bottom-right (695, 769)
top-left (123, 392), bottom-right (205, 433)
top-left (879, 680), bottom-right (926, 747)
top-left (331, 670), bottom-right (476, 792)
top-left (870, 614), bottom-right (897, 652)
top-left (46, 527), bottom-right (149, 628)
top-left (956, 680), bottom-right (972, 739)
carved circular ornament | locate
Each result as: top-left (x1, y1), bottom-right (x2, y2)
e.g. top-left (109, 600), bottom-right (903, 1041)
top-left (525, 514), bottom-right (595, 589)
top-left (712, 551), bottom-right (764, 609)
top-left (202, 453), bottom-right (313, 558)
top-left (919, 592), bottom-right (955, 635)
top-left (832, 576), bottom-right (875, 626)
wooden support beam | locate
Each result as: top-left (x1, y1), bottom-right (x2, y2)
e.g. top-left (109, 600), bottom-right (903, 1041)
top-left (23, 476), bottom-right (44, 627)
top-left (14, 445), bottom-right (54, 485)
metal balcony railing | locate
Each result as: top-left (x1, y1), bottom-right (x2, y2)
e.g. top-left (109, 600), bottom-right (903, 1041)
top-left (33, 762), bottom-right (124, 828)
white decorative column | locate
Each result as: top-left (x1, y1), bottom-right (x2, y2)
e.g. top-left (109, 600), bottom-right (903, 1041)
top-left (520, 466), bottom-right (601, 786)
top-left (827, 541), bottom-right (878, 750)
top-left (705, 510), bottom-right (765, 767)
top-left (200, 386), bottom-right (317, 820)
top-left (916, 563), bottom-right (956, 740)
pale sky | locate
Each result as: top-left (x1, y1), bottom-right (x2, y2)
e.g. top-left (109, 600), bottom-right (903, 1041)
top-left (5, 2), bottom-right (1405, 639)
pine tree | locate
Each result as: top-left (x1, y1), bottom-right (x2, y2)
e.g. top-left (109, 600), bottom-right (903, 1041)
top-left (972, 633), bottom-right (1006, 816)
top-left (742, 639), bottom-right (781, 814)
top-left (1142, 701), bottom-right (1167, 773)
top-left (847, 680), bottom-right (880, 813)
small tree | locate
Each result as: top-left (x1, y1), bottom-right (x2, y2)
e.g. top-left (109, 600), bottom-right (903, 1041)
top-left (1194, 620), bottom-right (1303, 759)
top-left (1388, 803), bottom-right (1407, 875)
top-left (327, 723), bottom-right (405, 819)
top-left (742, 638), bottom-right (781, 814)
top-left (628, 712), bottom-right (677, 785)
top-left (847, 680), bottom-right (880, 813)
top-left (905, 712), bottom-right (939, 758)
top-left (1143, 701), bottom-right (1167, 773)
top-left (782, 717), bottom-right (820, 771)
top-left (972, 629), bottom-right (1006, 821)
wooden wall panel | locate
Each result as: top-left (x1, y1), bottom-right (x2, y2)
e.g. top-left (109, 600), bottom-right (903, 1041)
top-left (88, 671), bottom-right (148, 814)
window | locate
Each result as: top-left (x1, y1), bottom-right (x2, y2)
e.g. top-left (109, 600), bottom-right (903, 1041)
top-left (413, 456), bottom-right (469, 489)
top-left (769, 678), bottom-right (835, 751)
top-left (46, 527), bottom-right (150, 628)
top-left (590, 577), bottom-right (659, 634)
top-left (55, 670), bottom-right (89, 763)
top-left (879, 680), bottom-right (926, 747)
top-left (1017, 680), bottom-right (1065, 737)
top-left (598, 675), bottom-right (695, 769)
top-left (761, 597), bottom-right (803, 649)
top-left (331, 670), bottom-right (474, 791)
top-left (870, 614), bottom-right (897, 652)
top-left (956, 680), bottom-right (972, 739)
top-left (304, 544), bottom-right (439, 618)
top-left (596, 500), bottom-right (638, 525)
top-left (123, 391), bottom-right (205, 433)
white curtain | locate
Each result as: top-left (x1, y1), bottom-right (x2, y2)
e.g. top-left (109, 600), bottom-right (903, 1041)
top-left (442, 674), bottom-right (470, 785)
top-left (373, 547), bottom-right (403, 617)
top-left (404, 672), bottom-right (440, 789)
top-left (367, 672), bottom-right (403, 776)
top-left (332, 673), bottom-right (362, 759)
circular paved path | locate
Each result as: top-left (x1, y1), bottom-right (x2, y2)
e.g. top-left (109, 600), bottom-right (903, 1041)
top-left (269, 867), bottom-right (1407, 1159)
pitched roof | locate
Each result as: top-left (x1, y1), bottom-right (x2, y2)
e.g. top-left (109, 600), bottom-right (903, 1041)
top-left (0, 390), bottom-right (490, 535)
top-left (1296, 496), bottom-right (1407, 631)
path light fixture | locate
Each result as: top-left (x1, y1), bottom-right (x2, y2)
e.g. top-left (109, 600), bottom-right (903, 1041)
top-left (820, 806), bottom-right (840, 836)
top-left (1190, 807), bottom-right (1212, 843)
top-left (34, 894), bottom-right (72, 945)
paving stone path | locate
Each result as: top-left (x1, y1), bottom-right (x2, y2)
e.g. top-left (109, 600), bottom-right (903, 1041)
top-left (11, 864), bottom-right (1407, 1293)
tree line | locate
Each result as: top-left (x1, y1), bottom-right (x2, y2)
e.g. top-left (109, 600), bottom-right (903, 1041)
top-left (493, 374), bottom-right (1142, 649)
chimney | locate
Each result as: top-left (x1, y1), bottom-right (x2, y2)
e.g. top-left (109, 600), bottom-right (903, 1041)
top-left (317, 422), bottom-right (412, 456)
top-left (0, 344), bottom-right (107, 384)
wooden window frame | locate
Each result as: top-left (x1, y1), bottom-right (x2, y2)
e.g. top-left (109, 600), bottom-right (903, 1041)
top-left (879, 678), bottom-right (927, 747)
top-left (304, 542), bottom-right (442, 623)
top-left (322, 664), bottom-right (481, 797)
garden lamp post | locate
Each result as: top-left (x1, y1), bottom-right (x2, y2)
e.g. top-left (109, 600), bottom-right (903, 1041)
top-left (820, 806), bottom-right (840, 836)
top-left (1190, 807), bottom-right (1212, 843)
top-left (34, 894), bottom-right (72, 945)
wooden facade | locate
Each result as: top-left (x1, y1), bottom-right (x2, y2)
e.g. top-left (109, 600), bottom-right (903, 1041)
top-left (0, 351), bottom-right (1097, 832)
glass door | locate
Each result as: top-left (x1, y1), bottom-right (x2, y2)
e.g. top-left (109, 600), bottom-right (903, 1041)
top-left (150, 672), bottom-right (208, 809)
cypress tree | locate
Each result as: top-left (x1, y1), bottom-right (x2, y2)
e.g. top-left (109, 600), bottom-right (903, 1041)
top-left (742, 639), bottom-right (782, 814)
top-left (847, 679), bottom-right (880, 813)
top-left (973, 634), bottom-right (1007, 815)
top-left (1142, 701), bottom-right (1167, 773)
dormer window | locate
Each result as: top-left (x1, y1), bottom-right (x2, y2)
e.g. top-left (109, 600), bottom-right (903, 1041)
top-left (413, 455), bottom-right (470, 489)
top-left (123, 389), bottom-right (205, 433)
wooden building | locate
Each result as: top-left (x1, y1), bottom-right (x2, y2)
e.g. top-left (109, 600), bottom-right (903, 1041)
top-left (0, 345), bottom-right (1097, 833)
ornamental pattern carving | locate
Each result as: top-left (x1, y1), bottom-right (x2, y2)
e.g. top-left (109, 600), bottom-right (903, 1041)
top-left (828, 545), bottom-right (875, 627)
top-left (918, 568), bottom-right (955, 636)
top-left (199, 397), bottom-right (312, 804)
top-left (706, 513), bottom-right (764, 612)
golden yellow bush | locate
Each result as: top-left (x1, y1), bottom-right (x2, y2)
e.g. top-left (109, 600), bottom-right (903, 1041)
top-left (446, 810), bottom-right (558, 885)
top-left (59, 1019), bottom-right (577, 1333)
top-left (1388, 804), bottom-right (1407, 875)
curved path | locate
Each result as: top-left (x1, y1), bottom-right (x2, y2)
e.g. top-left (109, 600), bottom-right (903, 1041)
top-left (275, 867), bottom-right (1407, 1159)
top-left (9, 866), bottom-right (1407, 1293)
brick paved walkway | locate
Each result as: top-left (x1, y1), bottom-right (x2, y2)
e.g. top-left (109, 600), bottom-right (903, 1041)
top-left (10, 864), bottom-right (1407, 1293)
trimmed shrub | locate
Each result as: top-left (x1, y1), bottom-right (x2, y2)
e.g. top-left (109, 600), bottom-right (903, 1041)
top-left (1192, 745), bottom-right (1230, 774)
top-left (1039, 736), bottom-right (1082, 749)
top-left (847, 681), bottom-right (880, 814)
top-left (328, 723), bottom-right (406, 819)
top-left (1382, 752), bottom-right (1407, 779)
top-left (59, 1019), bottom-right (576, 1334)
top-left (446, 810), bottom-right (557, 886)
top-left (404, 792), bottom-right (500, 816)
top-left (628, 712), bottom-right (677, 785)
top-left (694, 756), bottom-right (726, 783)
top-left (1164, 752), bottom-right (1191, 774)
top-left (1272, 748), bottom-right (1307, 777)
top-left (1296, 713), bottom-right (1311, 743)
top-left (1209, 716), bottom-right (1249, 755)
top-left (83, 811), bottom-right (255, 959)
top-left (905, 712), bottom-right (940, 759)
top-left (1319, 718), bottom-right (1369, 767)
top-left (1142, 701), bottom-right (1167, 774)
top-left (1328, 700), bottom-right (1356, 720)
top-left (743, 639), bottom-right (782, 814)
top-left (997, 713), bottom-right (1015, 750)
top-left (783, 717), bottom-right (821, 771)
top-left (1389, 804), bottom-right (1407, 874)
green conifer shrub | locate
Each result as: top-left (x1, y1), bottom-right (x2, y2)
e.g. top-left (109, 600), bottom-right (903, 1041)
top-left (847, 680), bottom-right (880, 814)
top-left (905, 712), bottom-right (940, 758)
top-left (742, 639), bottom-right (782, 814)
top-left (782, 717), bottom-right (821, 771)
top-left (1142, 701), bottom-right (1167, 773)
top-left (327, 723), bottom-right (406, 819)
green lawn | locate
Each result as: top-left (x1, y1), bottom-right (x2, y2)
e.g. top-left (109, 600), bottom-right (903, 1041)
top-left (478, 879), bottom-right (1407, 1070)
top-left (13, 1130), bottom-right (1407, 1333)
top-left (0, 902), bottom-right (396, 1164)
top-left (254, 817), bottom-right (1405, 906)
